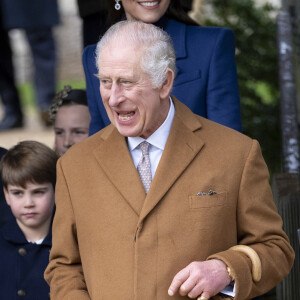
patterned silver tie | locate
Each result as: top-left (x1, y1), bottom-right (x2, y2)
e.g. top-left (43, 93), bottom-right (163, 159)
top-left (137, 141), bottom-right (152, 193)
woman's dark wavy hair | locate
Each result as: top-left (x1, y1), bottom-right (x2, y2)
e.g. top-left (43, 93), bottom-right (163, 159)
top-left (107, 0), bottom-right (198, 26)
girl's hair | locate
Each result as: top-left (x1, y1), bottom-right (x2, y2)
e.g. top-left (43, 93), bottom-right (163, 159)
top-left (48, 85), bottom-right (87, 122)
top-left (107, 0), bottom-right (199, 27)
top-left (1, 141), bottom-right (58, 189)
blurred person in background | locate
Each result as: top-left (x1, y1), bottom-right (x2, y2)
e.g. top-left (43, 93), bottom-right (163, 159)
top-left (0, 4), bottom-right (23, 130)
top-left (0, 0), bottom-right (59, 129)
top-left (48, 85), bottom-right (91, 156)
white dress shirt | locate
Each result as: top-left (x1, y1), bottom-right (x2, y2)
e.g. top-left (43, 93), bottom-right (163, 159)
top-left (127, 97), bottom-right (175, 179)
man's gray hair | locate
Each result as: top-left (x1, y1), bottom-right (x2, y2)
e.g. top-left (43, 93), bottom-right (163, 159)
top-left (95, 20), bottom-right (176, 89)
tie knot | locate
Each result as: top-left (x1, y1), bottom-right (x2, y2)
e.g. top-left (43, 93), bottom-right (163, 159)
top-left (139, 141), bottom-right (150, 156)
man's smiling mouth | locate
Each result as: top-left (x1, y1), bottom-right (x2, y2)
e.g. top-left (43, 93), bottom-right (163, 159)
top-left (118, 111), bottom-right (135, 121)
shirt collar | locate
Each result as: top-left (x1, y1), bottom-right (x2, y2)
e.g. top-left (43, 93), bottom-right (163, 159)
top-left (127, 97), bottom-right (175, 151)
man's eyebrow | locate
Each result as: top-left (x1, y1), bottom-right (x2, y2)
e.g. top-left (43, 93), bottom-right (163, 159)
top-left (96, 73), bottom-right (112, 80)
top-left (93, 73), bottom-right (101, 79)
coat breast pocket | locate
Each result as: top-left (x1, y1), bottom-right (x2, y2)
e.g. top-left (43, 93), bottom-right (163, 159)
top-left (173, 69), bottom-right (202, 87)
top-left (189, 192), bottom-right (228, 209)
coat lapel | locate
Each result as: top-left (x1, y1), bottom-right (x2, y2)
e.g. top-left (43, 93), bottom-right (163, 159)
top-left (93, 126), bottom-right (146, 216)
top-left (138, 99), bottom-right (204, 223)
top-left (92, 99), bottom-right (204, 221)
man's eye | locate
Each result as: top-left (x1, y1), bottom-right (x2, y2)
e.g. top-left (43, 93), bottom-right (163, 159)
top-left (101, 79), bottom-right (111, 85)
top-left (121, 80), bottom-right (131, 85)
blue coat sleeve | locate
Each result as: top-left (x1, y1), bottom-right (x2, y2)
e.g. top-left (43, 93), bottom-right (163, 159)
top-left (206, 28), bottom-right (242, 132)
top-left (82, 45), bottom-right (109, 135)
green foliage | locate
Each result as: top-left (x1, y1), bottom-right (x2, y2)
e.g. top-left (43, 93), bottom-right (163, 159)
top-left (56, 80), bottom-right (86, 91)
top-left (203, 0), bottom-right (281, 174)
top-left (18, 79), bottom-right (86, 110)
top-left (18, 82), bottom-right (35, 110)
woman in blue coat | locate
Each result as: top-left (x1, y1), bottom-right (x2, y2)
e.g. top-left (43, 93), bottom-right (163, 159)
top-left (83, 0), bottom-right (242, 135)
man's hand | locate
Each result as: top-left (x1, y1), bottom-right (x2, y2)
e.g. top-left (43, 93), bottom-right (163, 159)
top-left (168, 259), bottom-right (231, 299)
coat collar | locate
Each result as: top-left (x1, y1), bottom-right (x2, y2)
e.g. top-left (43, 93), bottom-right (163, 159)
top-left (92, 97), bottom-right (204, 220)
top-left (138, 97), bottom-right (204, 223)
top-left (1, 219), bottom-right (52, 246)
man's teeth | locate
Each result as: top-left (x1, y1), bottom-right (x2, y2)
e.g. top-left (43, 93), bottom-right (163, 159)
top-left (140, 2), bottom-right (159, 7)
top-left (118, 112), bottom-right (134, 121)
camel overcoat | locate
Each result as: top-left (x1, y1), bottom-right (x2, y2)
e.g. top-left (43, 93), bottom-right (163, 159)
top-left (45, 98), bottom-right (294, 300)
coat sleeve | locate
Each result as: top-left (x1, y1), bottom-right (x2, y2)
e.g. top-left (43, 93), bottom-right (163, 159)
top-left (206, 28), bottom-right (242, 132)
top-left (82, 45), bottom-right (108, 135)
top-left (208, 140), bottom-right (294, 299)
top-left (44, 159), bottom-right (91, 300)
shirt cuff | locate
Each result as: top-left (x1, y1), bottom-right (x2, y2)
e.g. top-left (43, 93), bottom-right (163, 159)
top-left (221, 281), bottom-right (235, 297)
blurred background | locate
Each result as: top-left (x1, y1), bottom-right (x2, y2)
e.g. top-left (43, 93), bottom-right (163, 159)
top-left (0, 0), bottom-right (84, 149)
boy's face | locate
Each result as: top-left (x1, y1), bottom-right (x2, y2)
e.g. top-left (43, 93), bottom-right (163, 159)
top-left (4, 182), bottom-right (55, 232)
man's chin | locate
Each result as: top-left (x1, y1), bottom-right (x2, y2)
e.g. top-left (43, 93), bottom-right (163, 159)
top-left (117, 126), bottom-right (140, 138)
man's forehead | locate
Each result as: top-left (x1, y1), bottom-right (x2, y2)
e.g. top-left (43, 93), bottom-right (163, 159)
top-left (101, 37), bottom-right (143, 58)
top-left (99, 43), bottom-right (143, 73)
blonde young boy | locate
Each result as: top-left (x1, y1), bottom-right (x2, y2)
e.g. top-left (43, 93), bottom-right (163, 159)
top-left (0, 141), bottom-right (58, 299)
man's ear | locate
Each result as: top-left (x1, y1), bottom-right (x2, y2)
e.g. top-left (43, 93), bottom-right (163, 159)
top-left (3, 188), bottom-right (11, 206)
top-left (159, 68), bottom-right (174, 99)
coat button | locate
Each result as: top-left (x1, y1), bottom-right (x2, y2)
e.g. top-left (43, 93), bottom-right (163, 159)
top-left (18, 248), bottom-right (27, 256)
top-left (17, 289), bottom-right (26, 297)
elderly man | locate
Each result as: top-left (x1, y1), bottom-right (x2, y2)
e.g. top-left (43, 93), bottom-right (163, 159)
top-left (45, 21), bottom-right (294, 300)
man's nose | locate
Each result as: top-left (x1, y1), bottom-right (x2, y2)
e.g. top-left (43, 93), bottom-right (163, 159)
top-left (109, 83), bottom-right (124, 107)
